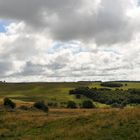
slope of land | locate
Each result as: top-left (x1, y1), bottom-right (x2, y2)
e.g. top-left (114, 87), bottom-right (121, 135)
top-left (0, 82), bottom-right (139, 105)
top-left (0, 108), bottom-right (140, 140)
top-left (0, 82), bottom-right (140, 140)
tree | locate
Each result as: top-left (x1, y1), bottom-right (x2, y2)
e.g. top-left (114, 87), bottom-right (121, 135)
top-left (3, 97), bottom-right (16, 109)
top-left (67, 101), bottom-right (77, 109)
top-left (100, 82), bottom-right (123, 87)
top-left (33, 101), bottom-right (49, 112)
top-left (82, 100), bottom-right (95, 109)
top-left (111, 103), bottom-right (121, 108)
top-left (75, 94), bottom-right (81, 99)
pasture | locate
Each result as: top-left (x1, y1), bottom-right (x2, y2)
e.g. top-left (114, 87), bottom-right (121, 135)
top-left (0, 81), bottom-right (140, 140)
top-left (0, 81), bottom-right (139, 105)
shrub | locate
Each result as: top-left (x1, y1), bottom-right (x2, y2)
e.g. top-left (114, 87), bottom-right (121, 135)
top-left (82, 100), bottom-right (95, 109)
top-left (111, 103), bottom-right (121, 108)
top-left (100, 88), bottom-right (111, 91)
top-left (3, 98), bottom-right (16, 109)
top-left (100, 82), bottom-right (123, 88)
top-left (67, 101), bottom-right (77, 109)
top-left (121, 100), bottom-right (128, 107)
top-left (33, 101), bottom-right (49, 112)
top-left (75, 94), bottom-right (81, 99)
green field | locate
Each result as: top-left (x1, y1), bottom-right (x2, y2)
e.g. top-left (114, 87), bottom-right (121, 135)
top-left (0, 82), bottom-right (140, 105)
top-left (0, 82), bottom-right (91, 106)
top-left (0, 82), bottom-right (140, 140)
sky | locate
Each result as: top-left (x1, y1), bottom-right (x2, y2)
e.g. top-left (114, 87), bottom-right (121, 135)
top-left (0, 0), bottom-right (140, 82)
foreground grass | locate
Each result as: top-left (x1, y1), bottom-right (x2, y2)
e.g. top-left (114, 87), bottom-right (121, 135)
top-left (0, 108), bottom-right (140, 140)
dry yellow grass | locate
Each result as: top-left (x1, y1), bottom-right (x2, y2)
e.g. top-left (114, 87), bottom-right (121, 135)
top-left (0, 108), bottom-right (140, 140)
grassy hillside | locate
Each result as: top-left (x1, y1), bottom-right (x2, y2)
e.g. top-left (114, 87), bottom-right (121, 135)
top-left (0, 108), bottom-right (140, 140)
top-left (0, 82), bottom-right (140, 140)
top-left (0, 82), bottom-right (89, 103)
top-left (0, 82), bottom-right (140, 105)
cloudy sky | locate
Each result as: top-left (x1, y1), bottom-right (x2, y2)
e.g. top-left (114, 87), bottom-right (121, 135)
top-left (0, 0), bottom-right (140, 82)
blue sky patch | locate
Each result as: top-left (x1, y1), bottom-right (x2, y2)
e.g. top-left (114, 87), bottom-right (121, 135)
top-left (0, 20), bottom-right (11, 32)
top-left (48, 41), bottom-right (87, 54)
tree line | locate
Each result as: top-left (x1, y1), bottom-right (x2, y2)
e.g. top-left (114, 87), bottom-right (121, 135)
top-left (69, 87), bottom-right (140, 107)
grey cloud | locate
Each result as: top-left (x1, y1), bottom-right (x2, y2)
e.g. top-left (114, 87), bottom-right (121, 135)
top-left (0, 61), bottom-right (13, 76)
top-left (0, 0), bottom-right (138, 45)
top-left (14, 61), bottom-right (45, 76)
top-left (51, 0), bottom-right (133, 44)
top-left (47, 52), bottom-right (71, 70)
top-left (0, 0), bottom-right (81, 27)
top-left (0, 0), bottom-right (140, 82)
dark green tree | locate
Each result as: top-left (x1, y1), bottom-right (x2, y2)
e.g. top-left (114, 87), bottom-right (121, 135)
top-left (3, 97), bottom-right (16, 109)
top-left (67, 101), bottom-right (77, 109)
top-left (82, 100), bottom-right (95, 109)
top-left (33, 101), bottom-right (49, 112)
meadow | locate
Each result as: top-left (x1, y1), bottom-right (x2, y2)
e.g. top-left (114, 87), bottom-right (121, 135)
top-left (0, 81), bottom-right (140, 140)
top-left (0, 108), bottom-right (140, 140)
top-left (0, 81), bottom-right (140, 106)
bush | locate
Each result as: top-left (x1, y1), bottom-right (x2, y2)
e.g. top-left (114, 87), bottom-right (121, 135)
top-left (3, 98), bottom-right (16, 109)
top-left (82, 100), bottom-right (95, 109)
top-left (33, 101), bottom-right (49, 112)
top-left (75, 94), bottom-right (81, 99)
top-left (67, 101), bottom-right (77, 109)
top-left (111, 103), bottom-right (121, 108)
top-left (100, 82), bottom-right (123, 87)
